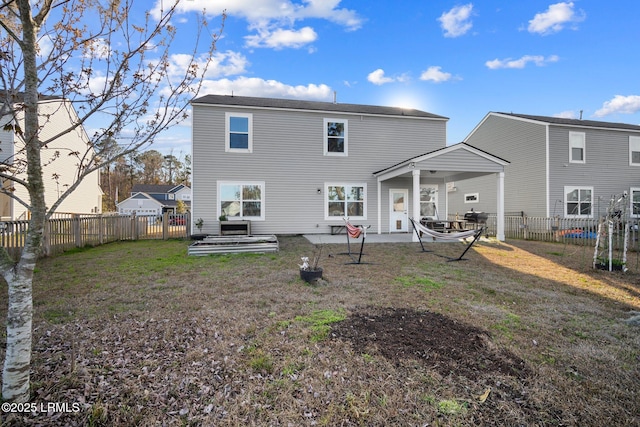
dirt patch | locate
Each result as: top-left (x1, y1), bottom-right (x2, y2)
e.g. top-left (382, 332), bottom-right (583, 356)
top-left (332, 306), bottom-right (529, 381)
top-left (331, 307), bottom-right (557, 425)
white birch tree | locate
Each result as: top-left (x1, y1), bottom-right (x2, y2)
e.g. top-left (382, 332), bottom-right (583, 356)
top-left (0, 0), bottom-right (222, 402)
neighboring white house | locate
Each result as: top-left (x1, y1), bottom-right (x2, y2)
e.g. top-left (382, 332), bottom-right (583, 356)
top-left (190, 95), bottom-right (509, 240)
top-left (448, 112), bottom-right (640, 219)
top-left (116, 192), bottom-right (165, 219)
top-left (116, 184), bottom-right (191, 218)
top-left (0, 95), bottom-right (103, 220)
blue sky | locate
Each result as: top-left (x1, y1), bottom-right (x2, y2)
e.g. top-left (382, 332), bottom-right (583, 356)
top-left (145, 0), bottom-right (640, 155)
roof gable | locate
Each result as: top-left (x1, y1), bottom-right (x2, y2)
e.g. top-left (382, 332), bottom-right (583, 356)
top-left (374, 142), bottom-right (509, 176)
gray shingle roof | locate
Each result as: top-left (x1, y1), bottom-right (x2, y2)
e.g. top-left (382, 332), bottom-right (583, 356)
top-left (497, 112), bottom-right (640, 131)
top-left (192, 94), bottom-right (448, 120)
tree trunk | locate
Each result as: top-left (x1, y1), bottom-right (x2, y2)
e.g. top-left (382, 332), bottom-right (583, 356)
top-left (2, 258), bottom-right (35, 402)
top-left (2, 0), bottom-right (48, 403)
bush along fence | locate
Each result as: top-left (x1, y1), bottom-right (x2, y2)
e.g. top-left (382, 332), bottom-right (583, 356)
top-left (0, 212), bottom-right (191, 260)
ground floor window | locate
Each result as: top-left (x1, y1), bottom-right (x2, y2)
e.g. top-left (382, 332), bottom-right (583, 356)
top-left (631, 188), bottom-right (640, 217)
top-left (326, 183), bottom-right (366, 219)
top-left (564, 186), bottom-right (593, 217)
top-left (218, 181), bottom-right (265, 220)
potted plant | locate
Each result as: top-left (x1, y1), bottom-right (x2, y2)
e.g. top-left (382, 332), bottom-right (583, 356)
top-left (195, 218), bottom-right (204, 232)
top-left (595, 257), bottom-right (626, 271)
top-left (299, 245), bottom-right (323, 283)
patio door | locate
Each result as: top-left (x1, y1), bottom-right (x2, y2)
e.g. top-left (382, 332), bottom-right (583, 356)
top-left (389, 189), bottom-right (408, 232)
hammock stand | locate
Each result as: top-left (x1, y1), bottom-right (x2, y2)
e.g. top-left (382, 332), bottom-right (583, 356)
top-left (342, 218), bottom-right (372, 264)
top-left (409, 217), bottom-right (485, 262)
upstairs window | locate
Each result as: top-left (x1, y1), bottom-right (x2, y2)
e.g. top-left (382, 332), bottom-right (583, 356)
top-left (226, 113), bottom-right (252, 153)
top-left (630, 136), bottom-right (640, 166)
top-left (569, 132), bottom-right (585, 163)
top-left (565, 186), bottom-right (592, 217)
top-left (324, 119), bottom-right (348, 156)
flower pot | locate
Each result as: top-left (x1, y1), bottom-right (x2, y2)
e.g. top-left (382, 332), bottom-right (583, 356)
top-left (300, 268), bottom-right (323, 283)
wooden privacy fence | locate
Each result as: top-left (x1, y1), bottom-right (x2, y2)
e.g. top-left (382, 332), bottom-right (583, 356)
top-left (2, 212), bottom-right (638, 260)
top-left (0, 213), bottom-right (190, 260)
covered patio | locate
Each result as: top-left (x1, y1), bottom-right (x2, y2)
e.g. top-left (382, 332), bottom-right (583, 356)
top-left (372, 143), bottom-right (509, 241)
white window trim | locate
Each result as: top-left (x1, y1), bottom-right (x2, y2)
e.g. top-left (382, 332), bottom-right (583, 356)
top-left (564, 185), bottom-right (593, 218)
top-left (323, 118), bottom-right (348, 157)
top-left (631, 187), bottom-right (640, 218)
top-left (217, 181), bottom-right (265, 220)
top-left (629, 136), bottom-right (640, 166)
top-left (324, 182), bottom-right (366, 220)
top-left (569, 131), bottom-right (585, 164)
top-left (464, 192), bottom-right (479, 203)
top-left (225, 112), bottom-right (253, 153)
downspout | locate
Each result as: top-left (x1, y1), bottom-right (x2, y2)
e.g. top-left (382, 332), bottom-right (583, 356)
top-left (545, 124), bottom-right (550, 217)
top-left (377, 179), bottom-right (381, 234)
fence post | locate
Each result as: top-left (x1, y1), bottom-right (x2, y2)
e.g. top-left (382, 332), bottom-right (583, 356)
top-left (131, 212), bottom-right (138, 240)
top-left (73, 214), bottom-right (82, 248)
top-left (163, 211), bottom-right (169, 240)
top-left (43, 219), bottom-right (51, 256)
top-left (99, 215), bottom-right (104, 245)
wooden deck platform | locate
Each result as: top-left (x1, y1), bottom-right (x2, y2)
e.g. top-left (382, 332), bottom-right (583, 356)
top-left (188, 235), bottom-right (279, 256)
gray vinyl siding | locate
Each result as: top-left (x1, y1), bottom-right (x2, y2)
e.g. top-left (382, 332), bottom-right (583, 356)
top-left (452, 112), bottom-right (640, 219)
top-left (549, 126), bottom-right (640, 217)
top-left (192, 104), bottom-right (446, 235)
top-left (451, 115), bottom-right (547, 216)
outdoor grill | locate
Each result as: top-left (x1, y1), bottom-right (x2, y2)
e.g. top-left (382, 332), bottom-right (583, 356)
top-left (464, 210), bottom-right (489, 225)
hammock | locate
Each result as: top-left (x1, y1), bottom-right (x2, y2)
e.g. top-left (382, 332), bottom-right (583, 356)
top-left (342, 218), bottom-right (371, 264)
top-left (409, 217), bottom-right (485, 261)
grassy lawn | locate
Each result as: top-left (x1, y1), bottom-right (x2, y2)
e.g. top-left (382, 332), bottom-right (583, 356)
top-left (1, 236), bottom-right (639, 426)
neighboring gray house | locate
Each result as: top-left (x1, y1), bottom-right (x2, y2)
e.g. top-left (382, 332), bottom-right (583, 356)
top-left (448, 112), bottom-right (640, 219)
top-left (191, 95), bottom-right (509, 239)
top-left (117, 184), bottom-right (191, 217)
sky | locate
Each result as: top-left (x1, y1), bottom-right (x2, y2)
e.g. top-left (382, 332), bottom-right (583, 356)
top-left (143, 0), bottom-right (640, 156)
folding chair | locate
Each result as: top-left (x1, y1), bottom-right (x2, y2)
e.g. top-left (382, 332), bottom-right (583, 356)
top-left (343, 218), bottom-right (371, 264)
top-left (409, 217), bottom-right (484, 261)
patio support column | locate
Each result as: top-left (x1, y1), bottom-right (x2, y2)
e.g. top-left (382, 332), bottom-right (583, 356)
top-left (377, 179), bottom-right (382, 234)
top-left (497, 171), bottom-right (505, 241)
top-left (412, 169), bottom-right (421, 242)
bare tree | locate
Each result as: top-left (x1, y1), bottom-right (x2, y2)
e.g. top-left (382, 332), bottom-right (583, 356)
top-left (0, 0), bottom-right (223, 402)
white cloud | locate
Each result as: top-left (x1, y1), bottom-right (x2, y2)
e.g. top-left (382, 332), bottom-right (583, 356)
top-left (152, 0), bottom-right (363, 49)
top-left (245, 26), bottom-right (318, 49)
top-left (528, 2), bottom-right (585, 35)
top-left (199, 76), bottom-right (333, 101)
top-left (420, 66), bottom-right (452, 83)
top-left (366, 69), bottom-right (409, 86)
top-left (438, 4), bottom-right (473, 38)
top-left (485, 54), bottom-right (559, 69)
top-left (594, 95), bottom-right (640, 117)
top-left (367, 69), bottom-right (394, 85)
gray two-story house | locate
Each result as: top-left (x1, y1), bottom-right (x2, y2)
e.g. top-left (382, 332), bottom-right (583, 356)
top-left (448, 112), bottom-right (640, 219)
top-left (191, 95), bottom-right (509, 239)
